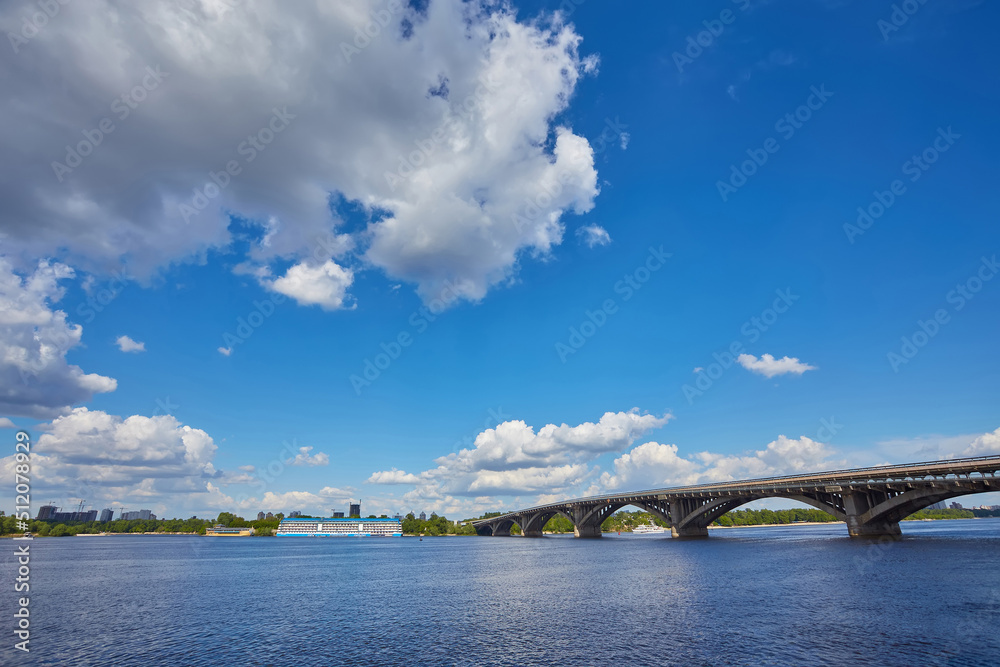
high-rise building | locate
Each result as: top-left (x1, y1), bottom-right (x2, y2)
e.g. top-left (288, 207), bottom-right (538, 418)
top-left (332, 511), bottom-right (344, 518)
top-left (289, 511), bottom-right (301, 518)
top-left (950, 502), bottom-right (964, 510)
top-left (349, 503), bottom-right (361, 518)
top-left (266, 512), bottom-right (274, 520)
top-left (50, 509), bottom-right (99, 522)
top-left (928, 501), bottom-right (946, 510)
top-left (99, 508), bottom-right (114, 522)
top-left (37, 505), bottom-right (56, 521)
top-left (257, 511), bottom-right (266, 520)
top-left (418, 511), bottom-right (426, 521)
top-left (121, 509), bottom-right (153, 521)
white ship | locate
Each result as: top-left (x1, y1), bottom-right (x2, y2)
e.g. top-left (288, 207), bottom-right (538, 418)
top-left (631, 522), bottom-right (668, 535)
top-left (276, 517), bottom-right (403, 537)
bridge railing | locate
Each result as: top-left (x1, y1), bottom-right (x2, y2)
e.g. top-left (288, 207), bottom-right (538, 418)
top-left (473, 455), bottom-right (1000, 523)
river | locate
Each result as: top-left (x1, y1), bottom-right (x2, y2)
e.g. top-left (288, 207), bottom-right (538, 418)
top-left (2, 519), bottom-right (999, 666)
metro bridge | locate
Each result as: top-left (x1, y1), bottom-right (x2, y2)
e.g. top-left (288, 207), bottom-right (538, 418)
top-left (472, 455), bottom-right (1000, 539)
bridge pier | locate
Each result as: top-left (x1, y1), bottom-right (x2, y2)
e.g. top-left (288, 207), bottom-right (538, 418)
top-left (846, 519), bottom-right (901, 538)
top-left (522, 528), bottom-right (544, 537)
top-left (574, 524), bottom-right (602, 538)
top-left (844, 491), bottom-right (901, 539)
top-left (670, 524), bottom-right (709, 539)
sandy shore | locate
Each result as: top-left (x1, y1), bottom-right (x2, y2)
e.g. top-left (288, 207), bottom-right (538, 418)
top-left (709, 521), bottom-right (845, 530)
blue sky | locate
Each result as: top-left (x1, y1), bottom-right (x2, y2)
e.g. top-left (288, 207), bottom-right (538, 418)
top-left (1, 0), bottom-right (998, 519)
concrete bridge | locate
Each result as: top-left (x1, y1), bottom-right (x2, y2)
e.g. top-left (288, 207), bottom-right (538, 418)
top-left (472, 455), bottom-right (1000, 539)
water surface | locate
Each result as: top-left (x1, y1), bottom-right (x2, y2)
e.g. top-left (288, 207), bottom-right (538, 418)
top-left (2, 519), bottom-right (999, 666)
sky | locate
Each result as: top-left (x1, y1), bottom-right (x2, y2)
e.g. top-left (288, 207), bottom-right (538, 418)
top-left (1, 0), bottom-right (998, 520)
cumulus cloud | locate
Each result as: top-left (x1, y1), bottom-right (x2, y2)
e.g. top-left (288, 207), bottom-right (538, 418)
top-left (0, 408), bottom-right (220, 514)
top-left (217, 346), bottom-right (232, 356)
top-left (266, 261), bottom-right (353, 311)
top-left (576, 224), bottom-right (611, 248)
top-left (595, 435), bottom-right (843, 493)
top-left (284, 446), bottom-right (330, 467)
top-left (0, 0), bottom-right (600, 308)
top-left (368, 469), bottom-right (422, 485)
top-left (115, 335), bottom-right (146, 353)
top-left (0, 418), bottom-right (16, 428)
top-left (0, 258), bottom-right (116, 418)
top-left (203, 485), bottom-right (358, 515)
top-left (368, 409), bottom-right (670, 499)
top-left (737, 353), bottom-right (817, 378)
top-left (964, 428), bottom-right (1000, 456)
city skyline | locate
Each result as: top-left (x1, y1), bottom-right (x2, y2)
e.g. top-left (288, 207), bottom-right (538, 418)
top-left (2, 0), bottom-right (999, 520)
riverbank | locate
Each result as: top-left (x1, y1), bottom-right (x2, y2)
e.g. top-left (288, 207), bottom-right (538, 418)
top-left (710, 521), bottom-right (844, 530)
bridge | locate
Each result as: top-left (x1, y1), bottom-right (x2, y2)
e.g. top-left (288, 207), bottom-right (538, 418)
top-left (472, 455), bottom-right (1000, 539)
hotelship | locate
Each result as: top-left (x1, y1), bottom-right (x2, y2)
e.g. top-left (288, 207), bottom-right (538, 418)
top-left (276, 517), bottom-right (403, 537)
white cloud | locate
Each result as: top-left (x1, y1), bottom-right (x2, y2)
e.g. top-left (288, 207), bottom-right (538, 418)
top-left (368, 469), bottom-right (422, 485)
top-left (284, 446), bottom-right (330, 467)
top-left (369, 409), bottom-right (670, 498)
top-left (115, 335), bottom-right (146, 353)
top-left (217, 346), bottom-right (232, 356)
top-left (0, 408), bottom-right (220, 513)
top-left (576, 224), bottom-right (611, 248)
top-left (203, 485), bottom-right (358, 516)
top-left (964, 427), bottom-right (1000, 456)
top-left (267, 261), bottom-right (353, 311)
top-left (692, 435), bottom-right (841, 483)
top-left (595, 435), bottom-right (843, 494)
top-left (437, 409), bottom-right (670, 474)
top-left (1, 0), bottom-right (600, 308)
top-left (595, 442), bottom-right (700, 491)
top-left (0, 259), bottom-right (116, 418)
top-left (0, 417), bottom-right (16, 429)
top-left (873, 427), bottom-right (1000, 462)
top-left (466, 463), bottom-right (591, 495)
top-left (737, 353), bottom-right (817, 378)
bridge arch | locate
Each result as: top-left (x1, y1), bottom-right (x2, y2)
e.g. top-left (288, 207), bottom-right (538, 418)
top-left (489, 517), bottom-right (523, 537)
top-left (520, 509), bottom-right (575, 536)
top-left (676, 493), bottom-right (848, 531)
top-left (861, 487), bottom-right (985, 526)
top-left (573, 500), bottom-right (673, 536)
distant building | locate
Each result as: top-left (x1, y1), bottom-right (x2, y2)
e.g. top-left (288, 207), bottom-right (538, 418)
top-left (349, 503), bottom-right (361, 518)
top-left (99, 509), bottom-right (114, 522)
top-left (950, 502), bottom-right (964, 510)
top-left (289, 511), bottom-right (301, 518)
top-left (928, 501), bottom-right (947, 510)
top-left (393, 513), bottom-right (403, 520)
top-left (332, 511), bottom-right (344, 518)
top-left (121, 509), bottom-right (153, 521)
top-left (37, 505), bottom-right (56, 521)
top-left (50, 509), bottom-right (98, 522)
top-left (257, 511), bottom-right (266, 520)
top-left (418, 512), bottom-right (426, 521)
top-left (266, 512), bottom-right (275, 520)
